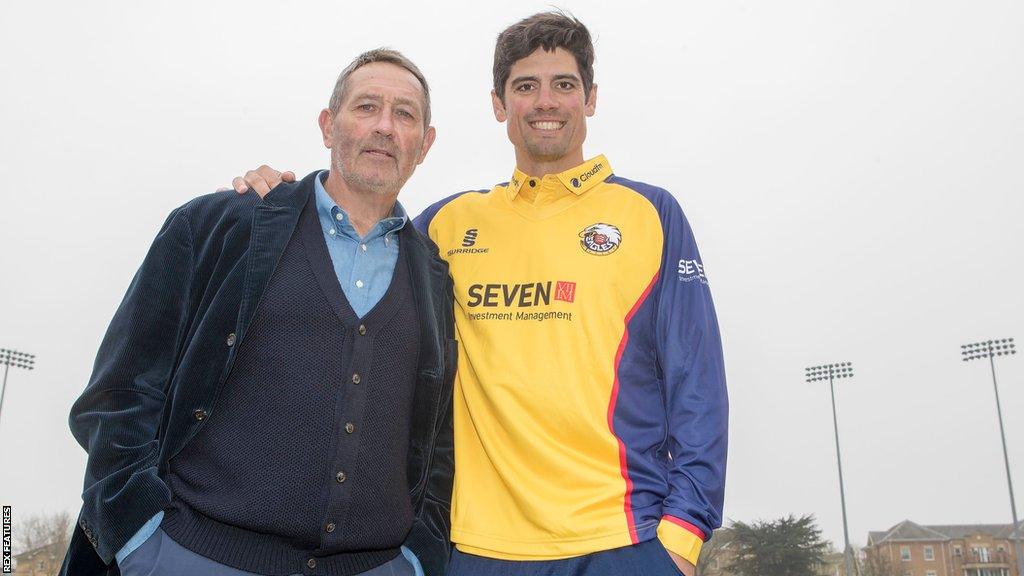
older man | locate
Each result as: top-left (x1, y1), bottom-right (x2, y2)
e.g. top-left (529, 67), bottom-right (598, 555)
top-left (62, 49), bottom-right (456, 576)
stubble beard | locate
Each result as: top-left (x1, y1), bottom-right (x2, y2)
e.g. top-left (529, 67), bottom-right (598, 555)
top-left (519, 118), bottom-right (579, 165)
top-left (334, 149), bottom-right (404, 197)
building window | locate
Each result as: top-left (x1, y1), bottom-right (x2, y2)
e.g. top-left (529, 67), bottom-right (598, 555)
top-left (924, 546), bottom-right (934, 561)
top-left (901, 546), bottom-right (912, 561)
top-left (954, 546), bottom-right (962, 556)
top-left (926, 571), bottom-right (937, 576)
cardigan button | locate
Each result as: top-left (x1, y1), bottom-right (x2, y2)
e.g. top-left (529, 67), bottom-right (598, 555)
top-left (351, 373), bottom-right (361, 384)
top-left (226, 333), bottom-right (236, 346)
top-left (194, 409), bottom-right (208, 421)
top-left (358, 324), bottom-right (367, 336)
top-left (336, 471), bottom-right (347, 483)
top-left (307, 558), bottom-right (317, 569)
top-left (345, 422), bottom-right (355, 434)
top-left (325, 522), bottom-right (336, 533)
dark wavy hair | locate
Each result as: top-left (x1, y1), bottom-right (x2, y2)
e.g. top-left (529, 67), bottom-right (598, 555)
top-left (493, 11), bottom-right (595, 102)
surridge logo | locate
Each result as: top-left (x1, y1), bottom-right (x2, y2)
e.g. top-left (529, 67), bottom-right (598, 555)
top-left (447, 228), bottom-right (490, 256)
top-left (579, 223), bottom-right (622, 256)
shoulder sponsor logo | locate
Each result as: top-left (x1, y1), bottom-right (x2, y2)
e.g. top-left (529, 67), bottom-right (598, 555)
top-left (579, 223), bottom-right (622, 255)
top-left (678, 258), bottom-right (708, 284)
top-left (447, 228), bottom-right (489, 256)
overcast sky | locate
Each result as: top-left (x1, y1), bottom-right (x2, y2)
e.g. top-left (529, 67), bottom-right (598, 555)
top-left (1, 0), bottom-right (1022, 551)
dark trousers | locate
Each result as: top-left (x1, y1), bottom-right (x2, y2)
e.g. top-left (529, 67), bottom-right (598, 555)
top-left (118, 528), bottom-right (415, 576)
top-left (447, 539), bottom-right (684, 576)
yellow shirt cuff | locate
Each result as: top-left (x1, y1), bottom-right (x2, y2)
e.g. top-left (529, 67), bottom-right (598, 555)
top-left (656, 516), bottom-right (705, 565)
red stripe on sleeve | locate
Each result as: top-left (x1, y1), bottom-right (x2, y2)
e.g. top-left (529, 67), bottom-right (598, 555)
top-left (607, 270), bottom-right (660, 544)
top-left (664, 515), bottom-right (707, 540)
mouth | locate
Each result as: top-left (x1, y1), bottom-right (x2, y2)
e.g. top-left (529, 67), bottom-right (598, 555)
top-left (362, 148), bottom-right (395, 158)
top-left (528, 120), bottom-right (566, 131)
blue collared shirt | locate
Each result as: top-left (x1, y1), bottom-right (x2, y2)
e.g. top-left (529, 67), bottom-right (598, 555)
top-left (314, 170), bottom-right (407, 317)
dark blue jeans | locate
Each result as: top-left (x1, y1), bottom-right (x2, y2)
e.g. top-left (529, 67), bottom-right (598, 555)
top-left (447, 539), bottom-right (684, 576)
top-left (118, 528), bottom-right (416, 576)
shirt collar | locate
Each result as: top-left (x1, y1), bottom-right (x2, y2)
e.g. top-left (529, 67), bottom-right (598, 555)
top-left (314, 170), bottom-right (408, 239)
top-left (505, 155), bottom-right (612, 200)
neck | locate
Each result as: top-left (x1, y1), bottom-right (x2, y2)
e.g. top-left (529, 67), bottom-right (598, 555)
top-left (514, 149), bottom-right (585, 179)
top-left (323, 171), bottom-right (398, 237)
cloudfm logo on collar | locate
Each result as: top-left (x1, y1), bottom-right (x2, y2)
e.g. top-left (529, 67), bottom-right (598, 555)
top-left (579, 223), bottom-right (621, 256)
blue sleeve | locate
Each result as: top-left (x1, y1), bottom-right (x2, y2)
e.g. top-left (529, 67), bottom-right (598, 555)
top-left (651, 191), bottom-right (729, 538)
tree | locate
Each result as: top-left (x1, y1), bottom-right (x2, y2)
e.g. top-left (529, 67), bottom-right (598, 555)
top-left (726, 514), bottom-right (830, 576)
top-left (696, 527), bottom-right (734, 576)
top-left (12, 511), bottom-right (72, 576)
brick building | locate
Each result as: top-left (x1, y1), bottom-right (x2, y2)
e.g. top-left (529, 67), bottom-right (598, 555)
top-left (865, 520), bottom-right (1023, 576)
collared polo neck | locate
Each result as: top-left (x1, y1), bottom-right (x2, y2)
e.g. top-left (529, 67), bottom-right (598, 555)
top-left (503, 155), bottom-right (612, 219)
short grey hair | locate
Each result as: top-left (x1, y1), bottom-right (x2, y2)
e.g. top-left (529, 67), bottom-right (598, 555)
top-left (328, 48), bottom-right (431, 127)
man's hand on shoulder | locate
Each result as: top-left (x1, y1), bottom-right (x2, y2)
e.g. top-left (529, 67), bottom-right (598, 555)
top-left (227, 165), bottom-right (296, 198)
top-left (667, 549), bottom-right (696, 576)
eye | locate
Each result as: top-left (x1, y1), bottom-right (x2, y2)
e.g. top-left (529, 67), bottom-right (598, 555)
top-left (396, 109), bottom-right (415, 119)
top-left (514, 82), bottom-right (537, 93)
top-left (357, 103), bottom-right (377, 112)
top-left (555, 80), bottom-right (576, 91)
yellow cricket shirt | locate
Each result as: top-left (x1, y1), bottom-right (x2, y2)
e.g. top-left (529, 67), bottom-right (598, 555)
top-left (412, 156), bottom-right (728, 564)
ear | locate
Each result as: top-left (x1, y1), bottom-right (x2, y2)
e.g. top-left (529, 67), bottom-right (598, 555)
top-left (417, 126), bottom-right (437, 165)
top-left (491, 89), bottom-right (507, 122)
top-left (585, 83), bottom-right (598, 117)
top-left (318, 108), bottom-right (334, 148)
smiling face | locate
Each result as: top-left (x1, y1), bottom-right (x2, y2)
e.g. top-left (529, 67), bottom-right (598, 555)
top-left (492, 47), bottom-right (597, 176)
top-left (319, 61), bottom-right (435, 197)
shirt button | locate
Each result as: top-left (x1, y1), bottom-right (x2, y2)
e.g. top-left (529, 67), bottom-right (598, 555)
top-left (335, 213), bottom-right (343, 221)
top-left (355, 280), bottom-right (364, 288)
top-left (529, 179), bottom-right (537, 187)
top-left (358, 324), bottom-right (366, 336)
top-left (336, 471), bottom-right (347, 483)
top-left (345, 422), bottom-right (355, 434)
top-left (194, 409), bottom-right (207, 421)
top-left (325, 522), bottom-right (336, 533)
top-left (351, 373), bottom-right (361, 384)
top-left (360, 243), bottom-right (367, 252)
top-left (226, 333), bottom-right (236, 346)
top-left (329, 228), bottom-right (336, 236)
top-left (307, 558), bottom-right (317, 569)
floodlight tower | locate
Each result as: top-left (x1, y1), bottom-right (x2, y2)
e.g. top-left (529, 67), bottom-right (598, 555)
top-left (806, 362), bottom-right (856, 576)
top-left (961, 338), bottom-right (1022, 576)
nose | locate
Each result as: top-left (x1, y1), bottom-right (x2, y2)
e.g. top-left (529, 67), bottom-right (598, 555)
top-left (373, 106), bottom-right (396, 138)
top-left (534, 85), bottom-right (558, 111)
